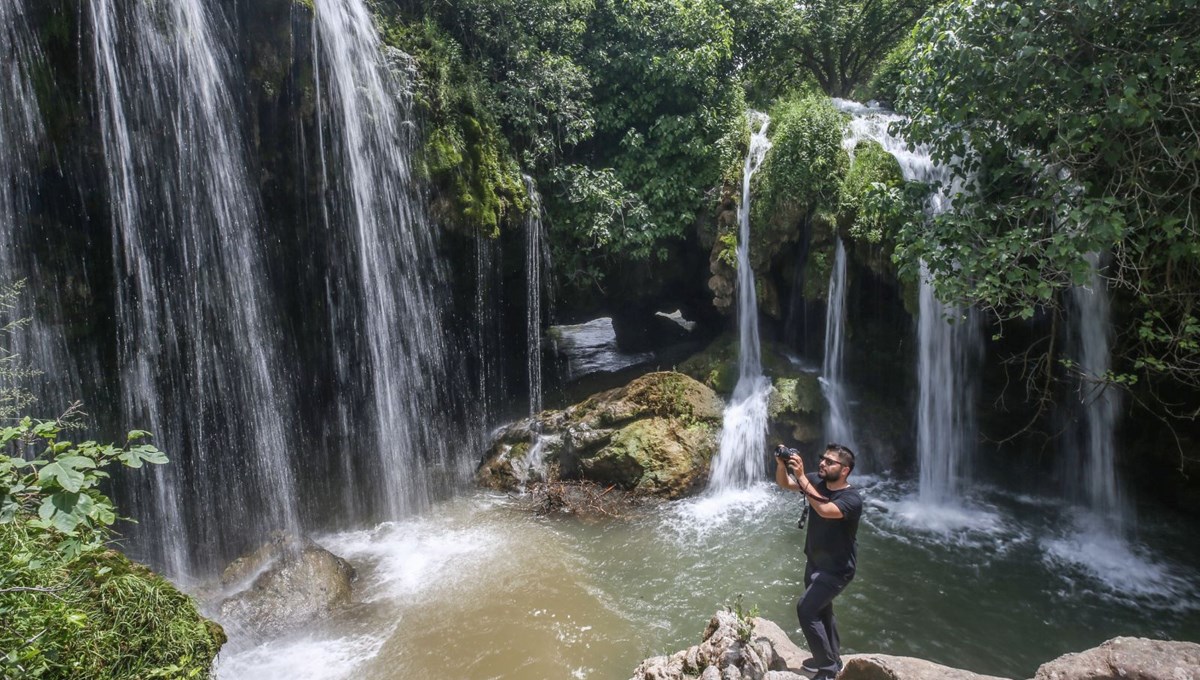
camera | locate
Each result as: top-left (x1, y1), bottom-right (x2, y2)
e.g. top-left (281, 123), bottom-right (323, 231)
top-left (774, 444), bottom-right (797, 459)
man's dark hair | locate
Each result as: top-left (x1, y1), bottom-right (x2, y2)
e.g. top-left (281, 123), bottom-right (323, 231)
top-left (825, 443), bottom-right (855, 470)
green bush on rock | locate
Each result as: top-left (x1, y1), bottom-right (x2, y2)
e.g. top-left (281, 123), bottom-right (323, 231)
top-left (754, 95), bottom-right (848, 236)
top-left (0, 414), bottom-right (224, 678)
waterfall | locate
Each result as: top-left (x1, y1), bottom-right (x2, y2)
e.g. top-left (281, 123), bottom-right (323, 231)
top-left (0, 0), bottom-right (81, 414)
top-left (89, 0), bottom-right (300, 575)
top-left (821, 239), bottom-right (856, 451)
top-left (312, 0), bottom-right (461, 519)
top-left (835, 99), bottom-right (982, 504)
top-left (524, 175), bottom-right (549, 416)
top-left (1066, 255), bottom-right (1128, 532)
top-left (0, 0), bottom-right (41, 275)
top-left (916, 276), bottom-right (981, 504)
top-left (708, 112), bottom-right (772, 492)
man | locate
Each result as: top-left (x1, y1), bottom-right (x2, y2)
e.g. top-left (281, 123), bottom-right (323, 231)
top-left (775, 443), bottom-right (862, 680)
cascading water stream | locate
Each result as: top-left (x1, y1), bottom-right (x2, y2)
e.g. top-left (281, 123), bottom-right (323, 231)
top-left (90, 0), bottom-right (300, 575)
top-left (835, 99), bottom-right (981, 505)
top-left (1066, 254), bottom-right (1128, 533)
top-left (708, 112), bottom-right (772, 493)
top-left (312, 0), bottom-right (463, 519)
top-left (821, 239), bottom-right (856, 451)
top-left (524, 175), bottom-right (549, 416)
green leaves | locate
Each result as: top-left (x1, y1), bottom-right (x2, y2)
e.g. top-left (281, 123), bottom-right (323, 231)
top-left (1, 415), bottom-right (168, 553)
top-left (38, 460), bottom-right (87, 493)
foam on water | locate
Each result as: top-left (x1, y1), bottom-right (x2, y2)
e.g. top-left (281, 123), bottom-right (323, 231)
top-left (864, 479), bottom-right (1026, 557)
top-left (664, 483), bottom-right (776, 538)
top-left (320, 511), bottom-right (502, 602)
top-left (216, 633), bottom-right (386, 680)
top-left (1042, 510), bottom-right (1200, 609)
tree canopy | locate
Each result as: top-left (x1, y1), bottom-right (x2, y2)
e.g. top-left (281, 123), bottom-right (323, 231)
top-left (895, 0), bottom-right (1200, 413)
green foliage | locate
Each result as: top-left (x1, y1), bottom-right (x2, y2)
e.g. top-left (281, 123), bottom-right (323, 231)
top-left (727, 593), bottom-right (758, 643)
top-left (1, 281), bottom-right (39, 421)
top-left (716, 230), bottom-right (738, 269)
top-left (1, 414), bottom-right (165, 544)
top-left (0, 282), bottom-right (220, 677)
top-left (379, 16), bottom-right (528, 236)
top-left (838, 141), bottom-right (926, 247)
top-left (754, 95), bottom-right (848, 231)
top-left (547, 164), bottom-right (656, 283)
top-left (1, 523), bottom-right (225, 679)
top-left (424, 0), bottom-right (596, 167)
top-left (896, 0), bottom-right (1200, 398)
top-left (0, 406), bottom-right (219, 679)
top-left (863, 33), bottom-right (915, 107)
top-left (717, 0), bottom-right (931, 102)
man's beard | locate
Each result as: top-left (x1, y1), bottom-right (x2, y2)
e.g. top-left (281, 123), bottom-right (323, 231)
top-left (819, 467), bottom-right (841, 482)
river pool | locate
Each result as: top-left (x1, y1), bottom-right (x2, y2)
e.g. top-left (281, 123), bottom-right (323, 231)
top-left (214, 478), bottom-right (1200, 679)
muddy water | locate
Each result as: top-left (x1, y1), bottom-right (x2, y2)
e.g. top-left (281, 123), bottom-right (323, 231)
top-left (215, 482), bottom-right (1200, 680)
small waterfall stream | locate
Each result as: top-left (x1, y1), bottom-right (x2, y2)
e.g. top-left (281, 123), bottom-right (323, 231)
top-left (708, 112), bottom-right (772, 492)
top-left (0, 0), bottom-right (82, 415)
top-left (821, 239), bottom-right (856, 450)
top-left (524, 175), bottom-right (549, 416)
top-left (312, 0), bottom-right (462, 520)
top-left (836, 100), bottom-right (982, 506)
top-left (1066, 254), bottom-right (1128, 533)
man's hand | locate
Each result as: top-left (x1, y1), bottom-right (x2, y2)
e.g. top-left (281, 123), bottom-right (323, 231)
top-left (785, 454), bottom-right (805, 478)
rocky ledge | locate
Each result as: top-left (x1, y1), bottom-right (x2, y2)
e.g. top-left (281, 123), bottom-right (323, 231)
top-left (631, 610), bottom-right (1200, 680)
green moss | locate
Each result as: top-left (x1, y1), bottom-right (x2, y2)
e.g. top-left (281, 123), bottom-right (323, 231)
top-left (375, 14), bottom-right (528, 237)
top-left (0, 522), bottom-right (224, 679)
top-left (678, 335), bottom-right (739, 395)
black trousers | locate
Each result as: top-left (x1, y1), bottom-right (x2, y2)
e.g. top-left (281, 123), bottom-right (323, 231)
top-left (796, 562), bottom-right (852, 676)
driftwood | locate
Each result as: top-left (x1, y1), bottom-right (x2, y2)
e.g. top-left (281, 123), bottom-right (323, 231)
top-left (517, 480), bottom-right (645, 519)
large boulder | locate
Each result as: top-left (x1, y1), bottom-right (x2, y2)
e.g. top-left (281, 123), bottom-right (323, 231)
top-left (1032, 637), bottom-right (1200, 680)
top-left (840, 654), bottom-right (1011, 680)
top-left (478, 371), bottom-right (723, 498)
top-left (218, 533), bottom-right (356, 639)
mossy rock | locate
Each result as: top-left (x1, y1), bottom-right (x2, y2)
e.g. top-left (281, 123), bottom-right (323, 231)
top-left (0, 523), bottom-right (225, 679)
top-left (582, 417), bottom-right (718, 498)
top-left (678, 334), bottom-right (740, 394)
top-left (570, 371), bottom-right (724, 428)
top-left (477, 372), bottom-right (722, 499)
top-left (768, 375), bottom-right (826, 446)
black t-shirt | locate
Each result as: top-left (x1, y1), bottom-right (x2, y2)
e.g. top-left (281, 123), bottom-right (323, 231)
top-left (803, 472), bottom-right (863, 578)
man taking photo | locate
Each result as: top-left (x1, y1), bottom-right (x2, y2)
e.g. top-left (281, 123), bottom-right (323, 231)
top-left (774, 443), bottom-right (863, 680)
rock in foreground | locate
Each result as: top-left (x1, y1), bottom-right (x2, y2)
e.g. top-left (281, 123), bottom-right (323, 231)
top-left (631, 612), bottom-right (1200, 680)
top-left (629, 610), bottom-right (807, 680)
top-left (218, 533), bottom-right (356, 638)
top-left (1033, 637), bottom-right (1200, 680)
top-left (478, 371), bottom-right (723, 499)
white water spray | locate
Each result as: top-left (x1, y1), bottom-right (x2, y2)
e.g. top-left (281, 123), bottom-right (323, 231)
top-left (708, 112), bottom-right (772, 492)
top-left (1066, 254), bottom-right (1128, 533)
top-left (313, 0), bottom-right (458, 519)
top-left (90, 0), bottom-right (300, 575)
